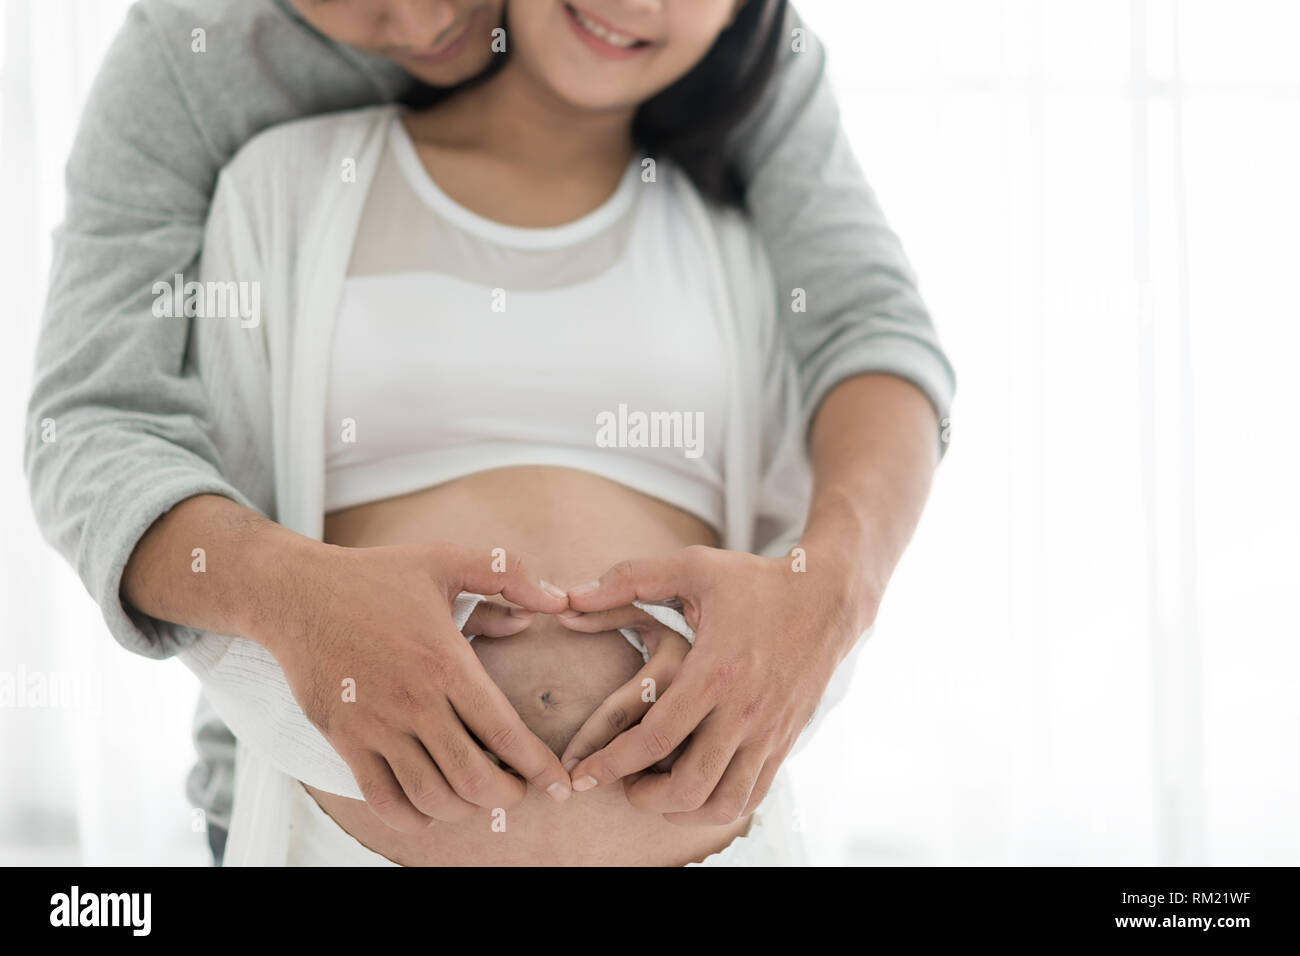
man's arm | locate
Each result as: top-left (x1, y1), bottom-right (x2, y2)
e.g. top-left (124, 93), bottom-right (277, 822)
top-left (120, 492), bottom-right (577, 827)
top-left (801, 373), bottom-right (941, 642)
top-left (563, 376), bottom-right (944, 819)
top-left (728, 4), bottom-right (955, 448)
top-left (25, 9), bottom-right (251, 661)
top-left (119, 496), bottom-right (300, 648)
top-left (22, 1), bottom-right (407, 661)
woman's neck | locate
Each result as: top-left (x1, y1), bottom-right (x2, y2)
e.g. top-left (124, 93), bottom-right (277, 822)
top-left (417, 59), bottom-right (637, 179)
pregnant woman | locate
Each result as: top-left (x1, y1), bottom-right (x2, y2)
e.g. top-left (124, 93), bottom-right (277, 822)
top-left (184, 0), bottom-right (829, 865)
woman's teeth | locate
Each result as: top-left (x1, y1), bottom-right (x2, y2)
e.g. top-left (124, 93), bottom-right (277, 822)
top-left (569, 6), bottom-right (642, 48)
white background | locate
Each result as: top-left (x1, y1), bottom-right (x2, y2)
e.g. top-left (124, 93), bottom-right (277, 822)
top-left (2, 0), bottom-right (1297, 866)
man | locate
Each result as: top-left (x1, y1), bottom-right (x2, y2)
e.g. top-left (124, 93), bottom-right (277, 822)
top-left (25, 0), bottom-right (953, 864)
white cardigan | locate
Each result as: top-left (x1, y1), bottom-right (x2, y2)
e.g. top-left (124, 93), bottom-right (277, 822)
top-left (181, 105), bottom-right (866, 864)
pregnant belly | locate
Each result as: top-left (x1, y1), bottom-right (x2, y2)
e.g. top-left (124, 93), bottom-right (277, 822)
top-left (305, 465), bottom-right (749, 865)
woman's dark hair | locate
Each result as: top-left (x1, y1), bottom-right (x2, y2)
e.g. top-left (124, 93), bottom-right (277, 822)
top-left (401, 0), bottom-right (790, 206)
top-left (633, 0), bottom-right (790, 206)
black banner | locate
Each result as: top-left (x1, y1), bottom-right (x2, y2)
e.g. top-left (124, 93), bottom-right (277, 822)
top-left (2, 865), bottom-right (1295, 944)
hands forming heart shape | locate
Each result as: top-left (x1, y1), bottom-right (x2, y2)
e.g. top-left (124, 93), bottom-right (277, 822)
top-left (270, 541), bottom-right (856, 831)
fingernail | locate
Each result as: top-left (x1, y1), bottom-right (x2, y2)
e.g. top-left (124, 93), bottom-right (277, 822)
top-left (546, 780), bottom-right (571, 801)
top-left (556, 609), bottom-right (580, 620)
top-left (569, 580), bottom-right (601, 597)
top-left (541, 580), bottom-right (568, 600)
top-left (563, 757), bottom-right (579, 772)
top-left (573, 775), bottom-right (598, 792)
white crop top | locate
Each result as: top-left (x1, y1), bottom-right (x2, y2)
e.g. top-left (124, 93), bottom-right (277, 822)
top-left (323, 114), bottom-right (730, 528)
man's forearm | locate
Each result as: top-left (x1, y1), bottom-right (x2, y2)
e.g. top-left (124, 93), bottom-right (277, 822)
top-left (800, 373), bottom-right (942, 642)
top-left (120, 494), bottom-right (315, 653)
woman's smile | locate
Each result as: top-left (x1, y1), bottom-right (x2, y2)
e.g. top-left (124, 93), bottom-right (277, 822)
top-left (563, 2), bottom-right (654, 60)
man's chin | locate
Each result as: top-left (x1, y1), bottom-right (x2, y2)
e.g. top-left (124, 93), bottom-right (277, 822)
top-left (397, 50), bottom-right (497, 89)
top-left (389, 5), bottom-right (501, 90)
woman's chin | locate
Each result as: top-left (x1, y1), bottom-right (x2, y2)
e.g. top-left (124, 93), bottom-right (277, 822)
top-left (537, 75), bottom-right (647, 116)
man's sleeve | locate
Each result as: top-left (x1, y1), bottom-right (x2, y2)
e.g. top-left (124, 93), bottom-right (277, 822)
top-left (22, 8), bottom-right (256, 661)
top-left (727, 5), bottom-right (956, 454)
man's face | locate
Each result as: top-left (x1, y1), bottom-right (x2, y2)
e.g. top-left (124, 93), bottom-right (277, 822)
top-left (289, 0), bottom-right (504, 87)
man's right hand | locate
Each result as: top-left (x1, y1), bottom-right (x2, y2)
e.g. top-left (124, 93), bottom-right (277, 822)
top-left (121, 496), bottom-right (574, 832)
top-left (256, 538), bottom-right (574, 831)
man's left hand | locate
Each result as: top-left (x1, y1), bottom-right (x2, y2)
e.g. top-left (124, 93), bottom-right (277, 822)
top-left (561, 545), bottom-right (873, 825)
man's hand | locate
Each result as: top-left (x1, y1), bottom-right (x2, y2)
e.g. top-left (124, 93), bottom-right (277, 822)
top-left (257, 539), bottom-right (575, 831)
top-left (561, 545), bottom-right (874, 825)
top-left (122, 496), bottom-right (576, 830)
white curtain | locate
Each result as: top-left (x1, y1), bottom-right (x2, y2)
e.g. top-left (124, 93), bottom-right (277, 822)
top-left (0, 0), bottom-right (209, 866)
top-left (790, 0), bottom-right (1300, 865)
top-left (2, 0), bottom-right (1296, 866)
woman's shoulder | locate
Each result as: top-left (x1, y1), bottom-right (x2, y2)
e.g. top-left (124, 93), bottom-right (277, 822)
top-left (219, 104), bottom-right (399, 196)
top-left (649, 159), bottom-right (769, 283)
top-left (642, 158), bottom-right (742, 236)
